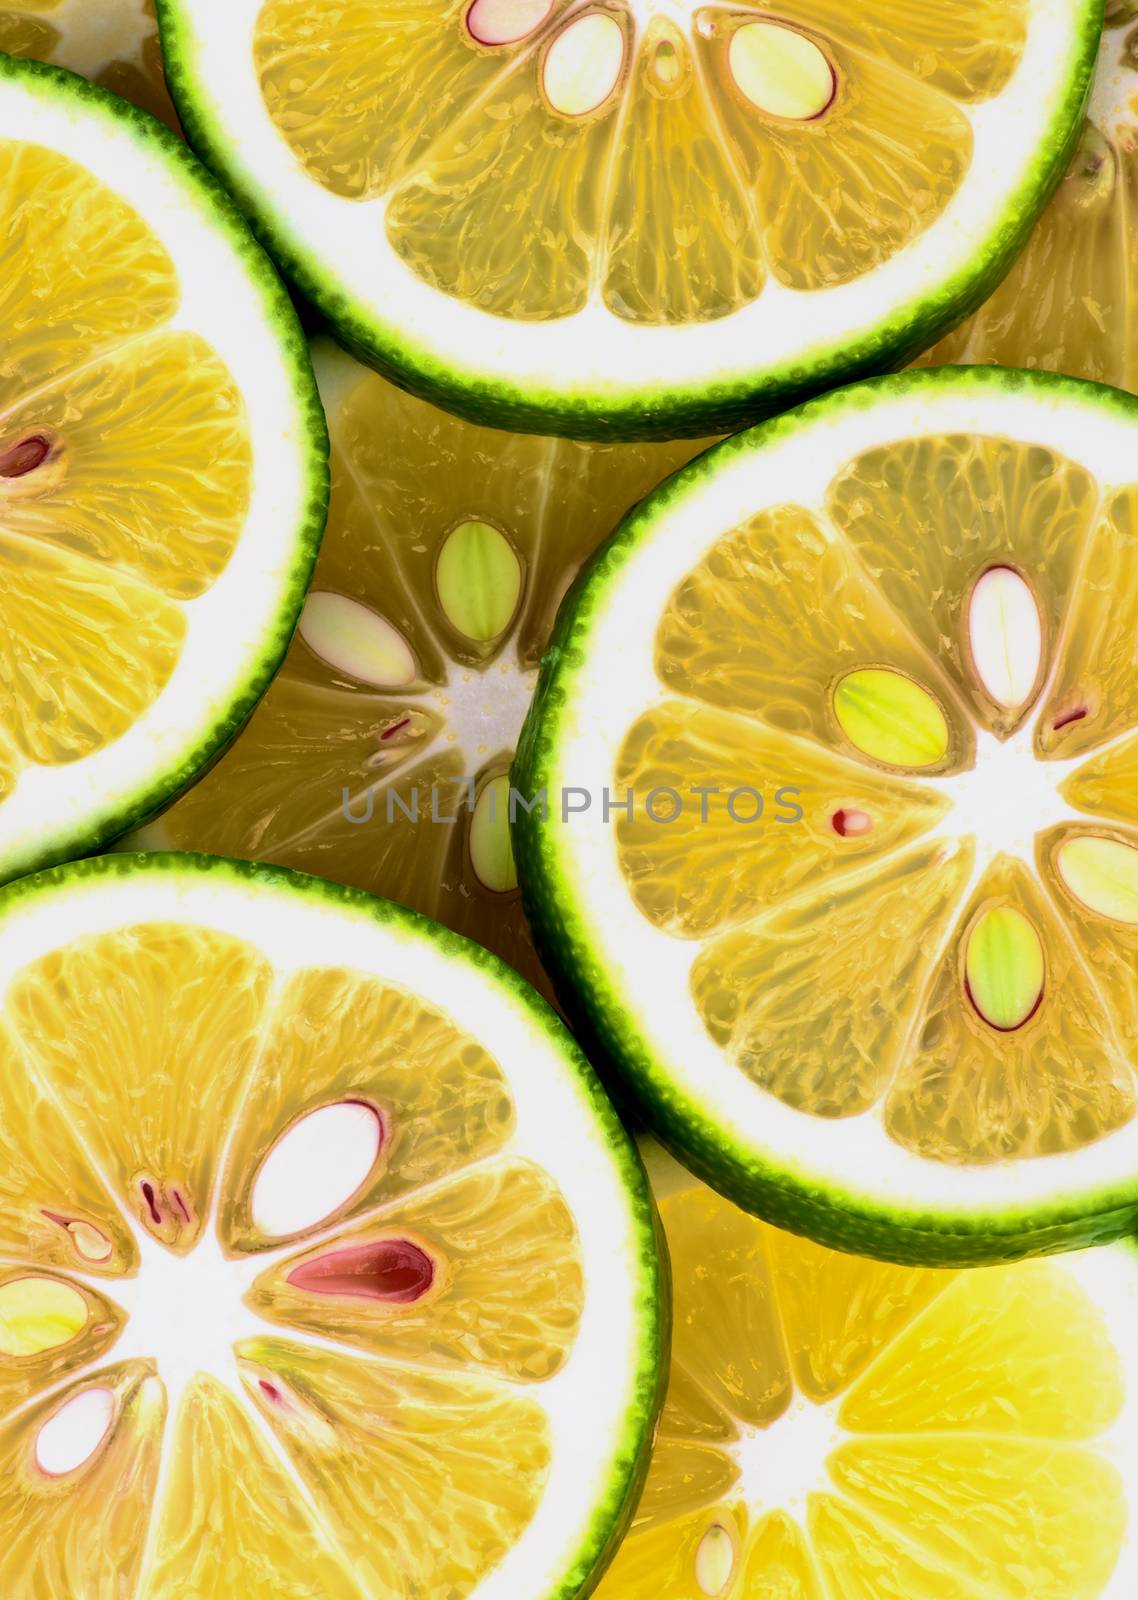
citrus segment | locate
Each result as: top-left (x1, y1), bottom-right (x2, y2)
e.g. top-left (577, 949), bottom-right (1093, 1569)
top-left (615, 701), bottom-right (950, 938)
top-left (0, 532), bottom-right (185, 764)
top-left (240, 1337), bottom-right (552, 1600)
top-left (886, 857), bottom-right (1134, 1162)
top-left (1042, 826), bottom-right (1138, 1056)
top-left (0, 334), bottom-right (252, 599)
top-left (784, 0), bottom-right (1026, 99)
top-left (140, 340), bottom-right (702, 993)
top-left (249, 1159), bottom-right (584, 1381)
top-left (654, 503), bottom-right (969, 768)
top-left (0, 1022), bottom-right (136, 1275)
top-left (919, 13), bottom-right (1138, 388)
top-left (594, 1153), bottom-right (1137, 1600)
top-left (691, 840), bottom-right (974, 1119)
top-left (826, 434), bottom-right (1093, 736)
top-left (162, 0), bottom-right (1096, 434)
top-left (0, 1362), bottom-right (164, 1597)
top-left (830, 1437), bottom-right (1124, 1597)
top-left (218, 966), bottom-right (514, 1253)
top-left (8, 926), bottom-right (273, 1251)
top-left (1038, 487), bottom-right (1138, 756)
top-left (0, 140), bottom-right (177, 403)
top-left (0, 62), bottom-right (325, 884)
top-left (145, 1375), bottom-right (361, 1600)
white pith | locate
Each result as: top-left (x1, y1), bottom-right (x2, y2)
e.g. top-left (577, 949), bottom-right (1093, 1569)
top-left (0, 865), bottom-right (653, 1599)
top-left (0, 73), bottom-right (316, 879)
top-left (165, 0), bottom-right (1090, 410)
top-left (1090, 17), bottom-right (1138, 134)
top-left (538, 378), bottom-right (1138, 1222)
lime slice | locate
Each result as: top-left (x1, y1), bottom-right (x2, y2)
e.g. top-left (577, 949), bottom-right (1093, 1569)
top-left (0, 0), bottom-right (176, 125)
top-left (922, 9), bottom-right (1138, 386)
top-left (597, 1142), bottom-right (1138, 1599)
top-left (155, 0), bottom-right (1099, 437)
top-left (132, 337), bottom-right (703, 994)
top-left (515, 365), bottom-right (1138, 1262)
top-left (0, 58), bottom-right (326, 885)
top-left (0, 853), bottom-right (660, 1596)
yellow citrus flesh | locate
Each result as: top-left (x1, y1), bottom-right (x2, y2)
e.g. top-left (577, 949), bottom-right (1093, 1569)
top-left (143, 343), bottom-right (702, 992)
top-left (920, 14), bottom-right (1138, 384)
top-left (596, 1169), bottom-right (1128, 1599)
top-left (252, 0), bottom-right (1022, 323)
top-left (0, 0), bottom-right (177, 126)
top-left (0, 921), bottom-right (584, 1596)
top-left (0, 141), bottom-right (251, 781)
top-left (618, 432), bottom-right (1138, 1164)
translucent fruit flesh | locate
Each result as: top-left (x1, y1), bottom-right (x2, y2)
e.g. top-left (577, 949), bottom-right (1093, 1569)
top-left (0, 0), bottom-right (176, 127)
top-left (0, 137), bottom-right (251, 791)
top-left (0, 918), bottom-right (585, 1597)
top-left (595, 1173), bottom-right (1128, 1599)
top-left (618, 430), bottom-right (1138, 1165)
top-left (252, 0), bottom-right (1024, 324)
top-left (920, 15), bottom-right (1138, 385)
top-left (142, 343), bottom-right (704, 993)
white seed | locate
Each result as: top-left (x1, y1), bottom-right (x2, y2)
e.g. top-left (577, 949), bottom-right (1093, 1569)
top-left (695, 1523), bottom-right (736, 1596)
top-left (251, 1101), bottom-right (383, 1239)
top-left (466, 0), bottom-right (553, 45)
top-left (968, 567), bottom-right (1043, 709)
top-left (543, 13), bottom-right (625, 117)
top-left (36, 1387), bottom-right (115, 1477)
top-left (470, 775), bottom-right (519, 892)
top-left (729, 22), bottom-right (835, 120)
top-left (299, 592), bottom-right (417, 689)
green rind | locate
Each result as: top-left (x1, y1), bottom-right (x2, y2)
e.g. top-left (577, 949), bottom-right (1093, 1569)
top-left (0, 850), bottom-right (667, 1600)
top-left (0, 56), bottom-right (329, 886)
top-left (513, 363), bottom-right (1138, 1268)
top-left (155, 0), bottom-right (1103, 440)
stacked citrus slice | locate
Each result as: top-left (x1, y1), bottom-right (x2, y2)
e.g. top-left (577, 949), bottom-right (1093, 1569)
top-left (516, 365), bottom-right (1138, 1261)
top-left (135, 338), bottom-right (703, 991)
top-left (922, 3), bottom-right (1138, 386)
top-left (0, 854), bottom-right (661, 1597)
top-left (0, 0), bottom-right (175, 124)
top-left (0, 57), bottom-right (326, 885)
top-left (157, 0), bottom-right (1099, 435)
top-left (597, 1143), bottom-right (1138, 1599)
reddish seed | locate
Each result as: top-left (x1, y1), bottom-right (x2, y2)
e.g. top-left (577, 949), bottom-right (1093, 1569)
top-left (1052, 706), bottom-right (1089, 732)
top-left (0, 435), bottom-right (50, 478)
top-left (287, 1238), bottom-right (435, 1304)
top-left (139, 1182), bottom-right (163, 1227)
top-left (832, 808), bottom-right (872, 837)
top-left (259, 1379), bottom-right (282, 1403)
top-left (381, 718), bottom-right (411, 741)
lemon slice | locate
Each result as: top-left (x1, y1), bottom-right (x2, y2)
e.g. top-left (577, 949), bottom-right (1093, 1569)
top-left (597, 1142), bottom-right (1138, 1600)
top-left (0, 0), bottom-right (176, 125)
top-left (922, 7), bottom-right (1138, 386)
top-left (0, 853), bottom-right (660, 1597)
top-left (155, 0), bottom-right (1099, 437)
top-left (0, 57), bottom-right (326, 885)
top-left (515, 365), bottom-right (1138, 1262)
top-left (132, 337), bottom-right (703, 994)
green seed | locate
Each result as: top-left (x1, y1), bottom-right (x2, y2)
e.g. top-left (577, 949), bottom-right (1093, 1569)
top-left (1057, 836), bottom-right (1138, 924)
top-left (833, 670), bottom-right (949, 768)
top-left (0, 1276), bottom-right (88, 1356)
top-left (470, 775), bottom-right (518, 893)
top-left (965, 905), bottom-right (1044, 1031)
top-left (436, 521), bottom-right (522, 643)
